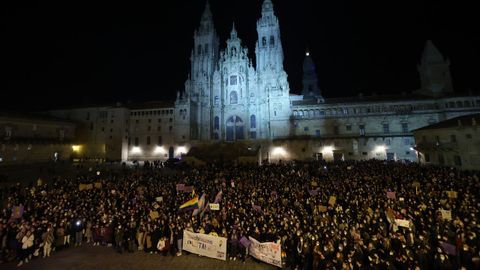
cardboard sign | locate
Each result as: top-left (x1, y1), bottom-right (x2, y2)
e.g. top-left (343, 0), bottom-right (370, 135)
top-left (328, 196), bottom-right (336, 206)
top-left (440, 209), bottom-right (452, 220)
top-left (209, 203), bottom-right (220, 210)
top-left (149, 211), bottom-right (159, 220)
top-left (387, 191), bottom-right (396, 199)
top-left (395, 219), bottom-right (410, 228)
top-left (156, 196), bottom-right (163, 202)
top-left (79, 183), bottom-right (93, 191)
top-left (446, 191), bottom-right (458, 199)
top-left (94, 182), bottom-right (102, 189)
top-left (318, 205), bottom-right (328, 212)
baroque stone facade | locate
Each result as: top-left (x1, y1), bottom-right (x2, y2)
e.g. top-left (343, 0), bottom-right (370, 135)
top-left (45, 0), bottom-right (480, 163)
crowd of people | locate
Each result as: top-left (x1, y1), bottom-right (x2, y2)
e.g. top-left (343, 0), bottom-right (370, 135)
top-left (0, 159), bottom-right (479, 269)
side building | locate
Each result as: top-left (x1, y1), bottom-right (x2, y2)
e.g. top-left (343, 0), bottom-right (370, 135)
top-left (413, 114), bottom-right (480, 170)
top-left (0, 112), bottom-right (76, 166)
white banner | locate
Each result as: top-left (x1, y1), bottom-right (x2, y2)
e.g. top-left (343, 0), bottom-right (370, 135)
top-left (248, 237), bottom-right (282, 268)
top-left (183, 230), bottom-right (227, 261)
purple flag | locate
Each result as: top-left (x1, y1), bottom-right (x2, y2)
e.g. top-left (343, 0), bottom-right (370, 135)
top-left (176, 184), bottom-right (185, 191)
top-left (184, 186), bottom-right (194, 193)
top-left (252, 204), bottom-right (263, 214)
top-left (240, 236), bottom-right (251, 248)
top-left (387, 191), bottom-right (396, 199)
top-left (214, 190), bottom-right (223, 204)
top-left (441, 242), bottom-right (456, 255)
top-left (308, 189), bottom-right (318, 196)
top-left (12, 205), bottom-right (24, 219)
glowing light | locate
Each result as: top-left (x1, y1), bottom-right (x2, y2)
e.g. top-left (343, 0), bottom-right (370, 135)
top-left (72, 145), bottom-right (81, 152)
top-left (375, 145), bottom-right (387, 152)
top-left (306, 52), bottom-right (310, 56)
top-left (322, 146), bottom-right (334, 154)
top-left (131, 146), bottom-right (142, 154)
top-left (409, 147), bottom-right (415, 151)
top-left (177, 146), bottom-right (187, 154)
top-left (154, 146), bottom-right (165, 154)
top-left (271, 147), bottom-right (287, 156)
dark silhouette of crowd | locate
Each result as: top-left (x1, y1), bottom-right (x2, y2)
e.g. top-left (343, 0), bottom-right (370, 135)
top-left (0, 160), bottom-right (479, 269)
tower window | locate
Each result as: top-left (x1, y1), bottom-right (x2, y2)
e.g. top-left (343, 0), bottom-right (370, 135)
top-left (250, 115), bottom-right (256, 129)
top-left (270, 36), bottom-right (275, 47)
top-left (262, 37), bottom-right (267, 47)
top-left (146, 136), bottom-right (151, 145)
top-left (383, 124), bottom-right (390, 134)
top-left (214, 116), bottom-right (219, 130)
top-left (204, 44), bottom-right (209, 54)
top-left (197, 44), bottom-right (202, 55)
top-left (230, 91), bottom-right (238, 104)
top-left (230, 75), bottom-right (237, 85)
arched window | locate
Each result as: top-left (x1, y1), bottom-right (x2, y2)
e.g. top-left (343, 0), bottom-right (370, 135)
top-left (250, 115), bottom-right (256, 129)
top-left (214, 116), bottom-right (219, 130)
top-left (230, 91), bottom-right (238, 104)
top-left (262, 37), bottom-right (267, 47)
top-left (270, 36), bottom-right (275, 47)
top-left (197, 44), bottom-right (202, 55)
top-left (204, 44), bottom-right (209, 54)
top-left (214, 96), bottom-right (219, 105)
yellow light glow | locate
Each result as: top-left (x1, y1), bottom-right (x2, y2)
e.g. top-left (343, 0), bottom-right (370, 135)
top-left (271, 147), bottom-right (287, 156)
top-left (177, 146), bottom-right (187, 154)
top-left (72, 145), bottom-right (81, 152)
top-left (154, 146), bottom-right (165, 154)
top-left (131, 146), bottom-right (142, 154)
top-left (375, 145), bottom-right (387, 152)
top-left (322, 146), bottom-right (334, 154)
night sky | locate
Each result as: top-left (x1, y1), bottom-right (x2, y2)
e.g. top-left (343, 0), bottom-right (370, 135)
top-left (3, 0), bottom-right (479, 111)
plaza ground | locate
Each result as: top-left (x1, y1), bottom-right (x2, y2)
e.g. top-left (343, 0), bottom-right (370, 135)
top-left (1, 245), bottom-right (276, 270)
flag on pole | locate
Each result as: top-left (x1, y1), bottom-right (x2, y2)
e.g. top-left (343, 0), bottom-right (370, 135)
top-left (193, 194), bottom-right (206, 216)
top-left (179, 196), bottom-right (199, 211)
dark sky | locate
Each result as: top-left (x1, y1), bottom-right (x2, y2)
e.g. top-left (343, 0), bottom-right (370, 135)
top-left (3, 0), bottom-right (479, 111)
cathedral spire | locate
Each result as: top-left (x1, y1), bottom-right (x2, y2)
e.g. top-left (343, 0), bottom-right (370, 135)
top-left (421, 40), bottom-right (446, 64)
top-left (201, 0), bottom-right (212, 21)
top-left (416, 40), bottom-right (453, 96)
top-left (230, 22), bottom-right (237, 39)
top-left (302, 50), bottom-right (322, 101)
top-left (262, 0), bottom-right (274, 13)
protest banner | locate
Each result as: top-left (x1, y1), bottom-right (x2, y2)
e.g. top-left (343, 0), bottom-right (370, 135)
top-left (209, 203), bottom-right (220, 210)
top-left (328, 196), bottom-right (336, 206)
top-left (184, 186), bottom-right (194, 193)
top-left (94, 182), bottom-right (102, 189)
top-left (156, 196), bottom-right (163, 202)
top-left (248, 236), bottom-right (282, 268)
top-left (308, 189), bottom-right (319, 196)
top-left (183, 230), bottom-right (227, 261)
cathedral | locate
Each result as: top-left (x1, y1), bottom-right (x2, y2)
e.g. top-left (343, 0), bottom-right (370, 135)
top-left (175, 0), bottom-right (292, 142)
top-left (39, 0), bottom-right (480, 166)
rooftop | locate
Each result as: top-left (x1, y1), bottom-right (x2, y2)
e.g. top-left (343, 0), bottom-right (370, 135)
top-left (413, 113), bottom-right (480, 132)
